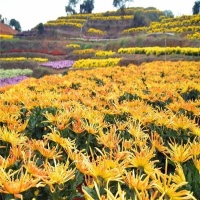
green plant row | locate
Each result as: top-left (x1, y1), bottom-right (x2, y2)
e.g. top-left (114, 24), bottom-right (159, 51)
top-left (0, 68), bottom-right (33, 79)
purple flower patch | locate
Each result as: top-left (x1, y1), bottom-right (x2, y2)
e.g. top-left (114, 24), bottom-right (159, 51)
top-left (0, 76), bottom-right (29, 87)
top-left (41, 60), bottom-right (75, 69)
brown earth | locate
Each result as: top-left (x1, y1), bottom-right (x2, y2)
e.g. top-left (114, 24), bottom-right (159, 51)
top-left (0, 22), bottom-right (18, 34)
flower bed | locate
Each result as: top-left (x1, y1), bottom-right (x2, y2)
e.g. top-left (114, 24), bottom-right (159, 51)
top-left (0, 49), bottom-right (66, 56)
top-left (118, 46), bottom-right (200, 56)
top-left (0, 69), bottom-right (33, 79)
top-left (72, 58), bottom-right (121, 68)
top-left (0, 57), bottom-right (48, 62)
top-left (0, 34), bottom-right (14, 39)
top-left (41, 60), bottom-right (75, 69)
top-left (0, 75), bottom-right (29, 87)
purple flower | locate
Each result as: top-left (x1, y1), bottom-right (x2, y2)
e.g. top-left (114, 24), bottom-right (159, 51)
top-left (0, 76), bottom-right (29, 87)
top-left (41, 60), bottom-right (75, 69)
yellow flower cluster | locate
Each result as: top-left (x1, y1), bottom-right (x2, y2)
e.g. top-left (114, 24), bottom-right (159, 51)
top-left (57, 13), bottom-right (103, 20)
top-left (147, 14), bottom-right (200, 34)
top-left (90, 15), bottom-right (133, 21)
top-left (0, 57), bottom-right (48, 62)
top-left (54, 18), bottom-right (87, 23)
top-left (122, 26), bottom-right (147, 34)
top-left (122, 7), bottom-right (164, 15)
top-left (118, 46), bottom-right (200, 56)
top-left (0, 34), bottom-right (14, 39)
top-left (72, 58), bottom-right (121, 68)
top-left (87, 28), bottom-right (106, 35)
top-left (73, 48), bottom-right (97, 55)
top-left (147, 26), bottom-right (200, 34)
top-left (95, 50), bottom-right (116, 57)
top-left (187, 32), bottom-right (200, 40)
top-left (161, 14), bottom-right (200, 24)
top-left (45, 21), bottom-right (82, 28)
top-left (66, 43), bottom-right (81, 48)
top-left (0, 61), bottom-right (199, 199)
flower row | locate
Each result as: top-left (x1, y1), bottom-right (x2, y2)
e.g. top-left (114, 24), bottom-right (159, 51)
top-left (0, 49), bottom-right (65, 55)
top-left (161, 14), bottom-right (200, 24)
top-left (187, 32), bottom-right (200, 40)
top-left (58, 13), bottom-right (103, 20)
top-left (72, 58), bottom-right (121, 68)
top-left (122, 26), bottom-right (147, 34)
top-left (0, 68), bottom-right (32, 79)
top-left (45, 22), bottom-right (82, 28)
top-left (147, 25), bottom-right (200, 34)
top-left (118, 47), bottom-right (200, 56)
top-left (52, 18), bottom-right (87, 23)
top-left (90, 15), bottom-right (133, 21)
top-left (0, 75), bottom-right (29, 87)
top-left (73, 48), bottom-right (97, 54)
top-left (87, 28), bottom-right (107, 35)
top-left (95, 50), bottom-right (116, 57)
top-left (66, 43), bottom-right (81, 48)
top-left (40, 60), bottom-right (75, 69)
top-left (0, 57), bottom-right (48, 62)
top-left (0, 34), bottom-right (14, 39)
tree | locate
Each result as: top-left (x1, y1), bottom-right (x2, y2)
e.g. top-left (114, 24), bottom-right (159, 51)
top-left (37, 23), bottom-right (44, 34)
top-left (65, 5), bottom-right (76, 14)
top-left (113, 0), bottom-right (134, 11)
top-left (193, 0), bottom-right (200, 14)
top-left (66, 0), bottom-right (79, 14)
top-left (132, 12), bottom-right (149, 27)
top-left (69, 0), bottom-right (79, 7)
top-left (80, 0), bottom-right (94, 14)
top-left (163, 10), bottom-right (174, 18)
top-left (9, 18), bottom-right (21, 32)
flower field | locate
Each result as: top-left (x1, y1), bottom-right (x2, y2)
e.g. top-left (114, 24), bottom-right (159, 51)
top-left (0, 61), bottom-right (200, 199)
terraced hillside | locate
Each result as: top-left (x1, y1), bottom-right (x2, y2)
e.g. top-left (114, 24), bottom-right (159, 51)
top-left (0, 7), bottom-right (200, 80)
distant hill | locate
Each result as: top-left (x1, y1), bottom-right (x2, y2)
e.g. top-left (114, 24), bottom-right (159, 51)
top-left (0, 23), bottom-right (18, 34)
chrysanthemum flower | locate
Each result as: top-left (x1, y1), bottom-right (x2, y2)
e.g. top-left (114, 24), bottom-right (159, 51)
top-left (0, 126), bottom-right (27, 146)
top-left (43, 158), bottom-right (75, 192)
top-left (166, 139), bottom-right (192, 163)
top-left (0, 167), bottom-right (42, 200)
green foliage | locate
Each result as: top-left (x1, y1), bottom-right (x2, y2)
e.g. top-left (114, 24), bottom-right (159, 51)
top-left (81, 43), bottom-right (92, 49)
top-left (26, 107), bottom-right (57, 139)
top-left (65, 5), bottom-right (76, 15)
top-left (0, 69), bottom-right (33, 78)
top-left (113, 0), bottom-right (134, 10)
top-left (119, 92), bottom-right (141, 103)
top-left (32, 67), bottom-right (51, 78)
top-left (132, 10), bottom-right (161, 27)
top-left (182, 161), bottom-right (200, 198)
top-left (132, 12), bottom-right (148, 27)
top-left (163, 10), bottom-right (174, 18)
top-left (66, 0), bottom-right (79, 14)
top-left (37, 23), bottom-right (44, 34)
top-left (80, 0), bottom-right (94, 14)
top-left (180, 88), bottom-right (200, 101)
top-left (193, 0), bottom-right (200, 14)
top-left (9, 18), bottom-right (21, 32)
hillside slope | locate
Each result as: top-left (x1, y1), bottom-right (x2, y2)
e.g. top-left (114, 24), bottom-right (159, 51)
top-left (0, 23), bottom-right (18, 34)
